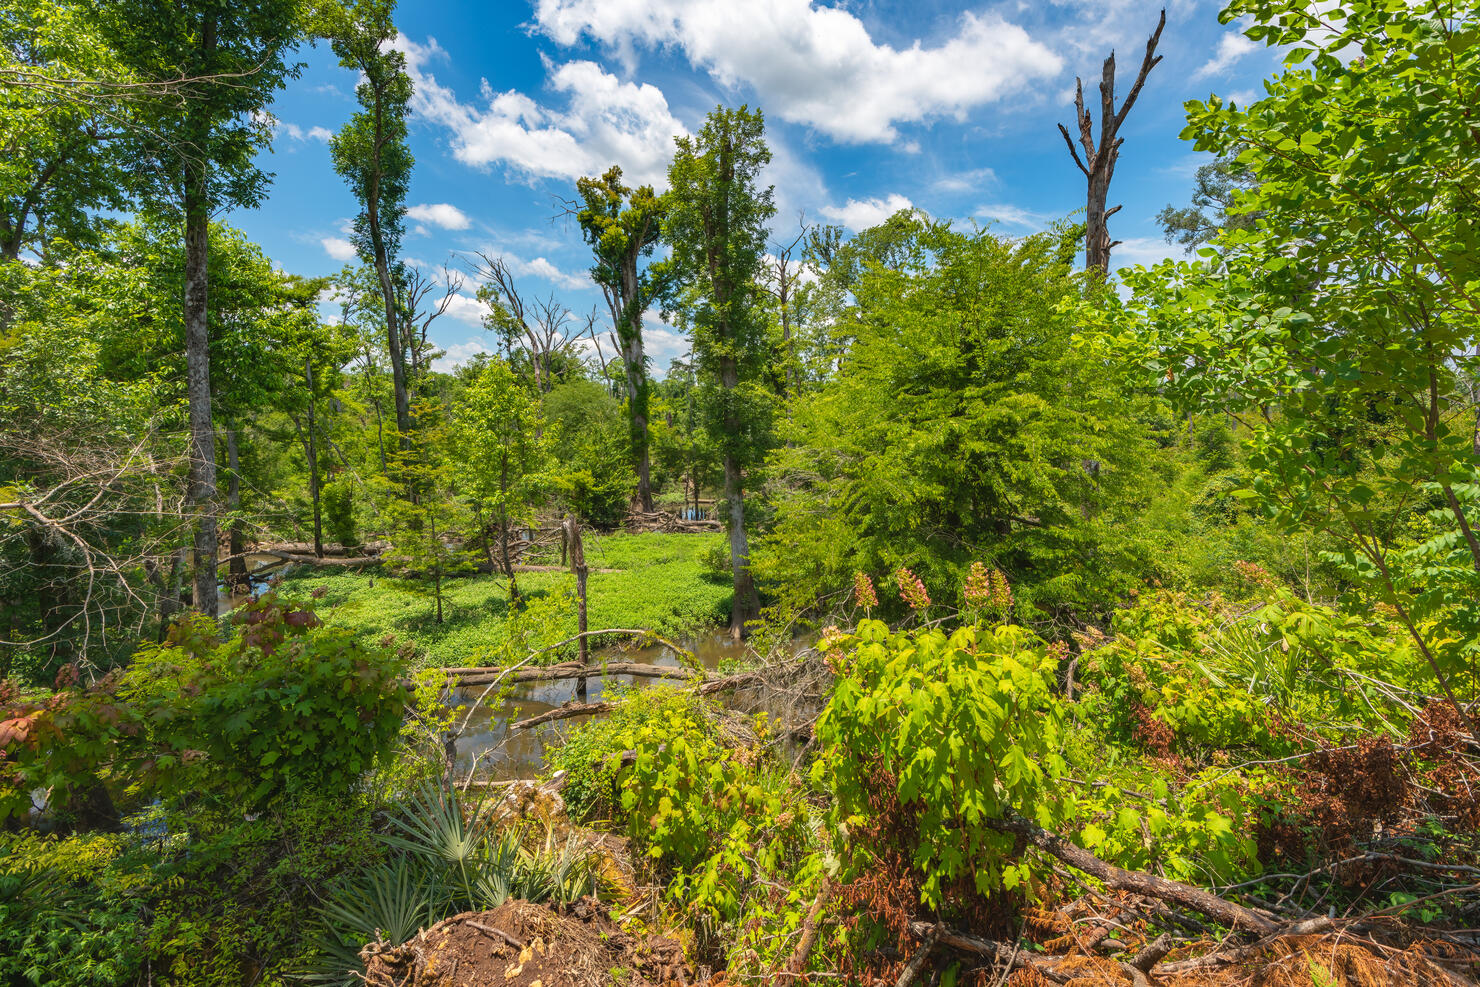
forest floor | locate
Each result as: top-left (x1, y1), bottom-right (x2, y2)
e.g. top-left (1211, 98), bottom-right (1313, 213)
top-left (279, 532), bottom-right (733, 667)
top-left (361, 899), bottom-right (691, 987)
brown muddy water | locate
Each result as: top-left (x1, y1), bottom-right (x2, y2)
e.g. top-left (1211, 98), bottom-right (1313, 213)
top-left (448, 630), bottom-right (744, 782)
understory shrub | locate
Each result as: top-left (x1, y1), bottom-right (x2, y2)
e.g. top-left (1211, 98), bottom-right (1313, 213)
top-left (815, 620), bottom-right (1069, 909)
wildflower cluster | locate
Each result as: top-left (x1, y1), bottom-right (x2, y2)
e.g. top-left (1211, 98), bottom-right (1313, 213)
top-left (853, 571), bottom-right (878, 611)
top-left (895, 567), bottom-right (931, 610)
top-left (819, 624), bottom-right (849, 674)
top-left (963, 562), bottom-right (1012, 613)
top-left (1233, 560), bottom-right (1277, 591)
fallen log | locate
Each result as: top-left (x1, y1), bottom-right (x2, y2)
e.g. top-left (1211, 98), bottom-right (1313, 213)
top-left (983, 814), bottom-right (1278, 935)
top-left (510, 701), bottom-right (610, 730)
top-left (258, 549), bottom-right (381, 568)
top-left (443, 661), bottom-right (703, 688)
top-left (255, 541), bottom-right (384, 557)
top-left (505, 671), bottom-right (761, 730)
top-left (908, 923), bottom-right (1068, 983)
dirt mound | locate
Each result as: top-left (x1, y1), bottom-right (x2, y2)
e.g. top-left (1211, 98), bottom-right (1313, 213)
top-left (361, 897), bottom-right (689, 987)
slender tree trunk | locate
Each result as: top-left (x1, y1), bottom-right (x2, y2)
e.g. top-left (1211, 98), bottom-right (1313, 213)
top-left (499, 448), bottom-right (520, 606)
top-left (363, 349), bottom-right (388, 471)
top-left (430, 507), bottom-right (443, 624)
top-left (1086, 169), bottom-right (1112, 271)
top-left (475, 501), bottom-right (494, 566)
top-left (226, 428), bottom-right (247, 591)
top-left (364, 98), bottom-right (411, 447)
top-left (500, 504), bottom-right (519, 607)
top-left (720, 354), bottom-right (759, 639)
top-left (183, 97), bottom-right (218, 619)
top-left (564, 515), bottom-right (589, 701)
top-left (304, 355), bottom-right (324, 558)
top-left (618, 296), bottom-right (653, 512)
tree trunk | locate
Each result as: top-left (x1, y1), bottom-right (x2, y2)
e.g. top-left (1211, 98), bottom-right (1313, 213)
top-left (226, 428), bottom-right (247, 591)
top-left (363, 348), bottom-right (388, 471)
top-left (1057, 10), bottom-right (1165, 275)
top-left (618, 297), bottom-right (653, 513)
top-left (430, 508), bottom-right (443, 624)
top-left (564, 516), bottom-right (590, 700)
top-left (364, 101), bottom-right (411, 447)
top-left (1086, 168), bottom-right (1112, 272)
top-left (475, 501), bottom-right (494, 566)
top-left (305, 355), bottom-right (324, 558)
top-left (499, 496), bottom-right (520, 607)
top-left (720, 354), bottom-right (759, 639)
top-left (183, 93), bottom-right (218, 620)
top-left (983, 813), bottom-right (1277, 935)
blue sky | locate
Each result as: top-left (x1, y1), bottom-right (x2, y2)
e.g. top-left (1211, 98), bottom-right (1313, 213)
top-left (236, 0), bottom-right (1280, 373)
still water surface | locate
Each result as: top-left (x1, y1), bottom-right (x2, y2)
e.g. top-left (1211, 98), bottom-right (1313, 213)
top-left (450, 630), bottom-right (741, 781)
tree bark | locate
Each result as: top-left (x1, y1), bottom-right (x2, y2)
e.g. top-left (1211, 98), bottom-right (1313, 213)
top-left (182, 26), bottom-right (218, 619)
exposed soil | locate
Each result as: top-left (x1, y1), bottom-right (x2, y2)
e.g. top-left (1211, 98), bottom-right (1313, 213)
top-left (361, 898), bottom-right (690, 987)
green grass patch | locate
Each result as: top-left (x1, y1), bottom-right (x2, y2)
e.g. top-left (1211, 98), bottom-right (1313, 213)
top-left (277, 532), bottom-right (732, 668)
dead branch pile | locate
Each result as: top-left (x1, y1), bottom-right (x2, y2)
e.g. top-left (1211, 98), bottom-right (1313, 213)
top-left (623, 509), bottom-right (722, 533)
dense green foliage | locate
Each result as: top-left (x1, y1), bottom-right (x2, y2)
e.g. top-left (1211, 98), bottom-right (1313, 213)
top-left (7, 0), bottom-right (1480, 984)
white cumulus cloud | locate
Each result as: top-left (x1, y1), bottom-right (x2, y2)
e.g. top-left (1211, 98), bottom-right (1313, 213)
top-left (320, 237), bottom-right (357, 262)
top-left (441, 293), bottom-right (492, 327)
top-left (820, 194), bottom-right (913, 231)
top-left (406, 202), bottom-right (472, 230)
top-left (437, 338), bottom-right (495, 370)
top-left (533, 0), bottom-right (1063, 144)
top-left (395, 37), bottom-right (685, 187)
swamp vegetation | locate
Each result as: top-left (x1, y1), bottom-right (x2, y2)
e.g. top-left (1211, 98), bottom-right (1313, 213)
top-left (4, 0), bottom-right (1480, 984)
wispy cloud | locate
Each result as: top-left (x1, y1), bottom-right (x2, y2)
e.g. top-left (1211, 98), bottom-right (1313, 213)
top-left (976, 203), bottom-right (1052, 229)
top-left (1193, 32), bottom-right (1257, 80)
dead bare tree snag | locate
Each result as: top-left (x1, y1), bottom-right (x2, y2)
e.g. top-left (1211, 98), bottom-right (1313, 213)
top-left (1058, 8), bottom-right (1166, 274)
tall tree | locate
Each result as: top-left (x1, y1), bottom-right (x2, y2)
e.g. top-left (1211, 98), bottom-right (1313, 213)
top-left (324, 0), bottom-right (414, 448)
top-left (451, 359), bottom-right (549, 606)
top-left (1057, 9), bottom-right (1166, 274)
top-left (574, 166), bottom-right (670, 512)
top-left (665, 105), bottom-right (776, 638)
top-left (107, 0), bottom-right (301, 618)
